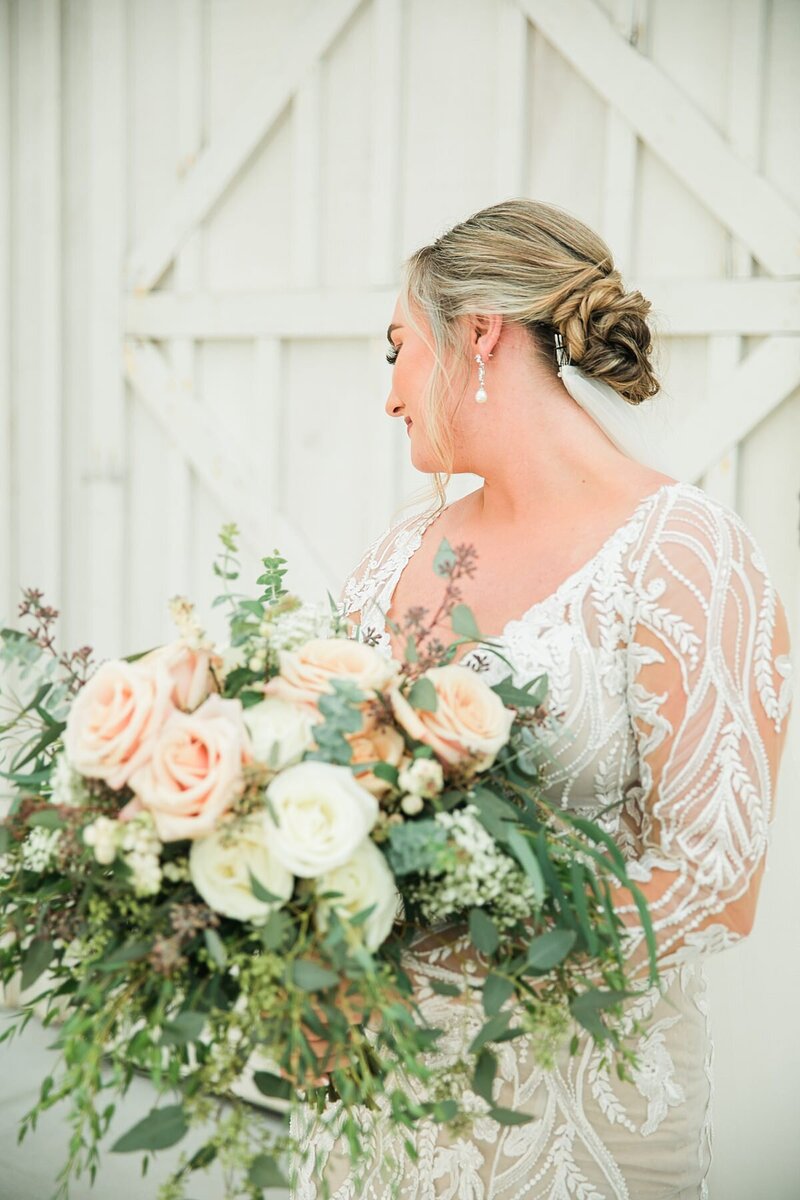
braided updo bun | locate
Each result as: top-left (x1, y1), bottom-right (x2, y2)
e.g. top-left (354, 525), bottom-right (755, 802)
top-left (551, 267), bottom-right (659, 404)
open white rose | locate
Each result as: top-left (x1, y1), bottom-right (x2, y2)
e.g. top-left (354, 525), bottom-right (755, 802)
top-left (314, 837), bottom-right (402, 951)
top-left (243, 696), bottom-right (317, 772)
top-left (189, 812), bottom-right (294, 923)
top-left (264, 760), bottom-right (378, 878)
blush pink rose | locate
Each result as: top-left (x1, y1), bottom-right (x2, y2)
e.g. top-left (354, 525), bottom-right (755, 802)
top-left (63, 658), bottom-right (176, 791)
top-left (387, 664), bottom-right (516, 775)
top-left (136, 639), bottom-right (219, 712)
top-left (262, 637), bottom-right (400, 714)
top-left (345, 718), bottom-right (406, 800)
top-left (127, 693), bottom-right (254, 841)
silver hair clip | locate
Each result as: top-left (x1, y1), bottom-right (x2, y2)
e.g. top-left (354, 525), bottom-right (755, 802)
top-left (554, 332), bottom-right (571, 377)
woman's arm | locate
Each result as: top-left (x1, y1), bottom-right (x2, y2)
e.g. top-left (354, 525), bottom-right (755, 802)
top-left (612, 493), bottom-right (793, 984)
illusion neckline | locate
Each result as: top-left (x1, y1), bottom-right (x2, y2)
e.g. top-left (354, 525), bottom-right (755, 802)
top-left (380, 479), bottom-right (686, 648)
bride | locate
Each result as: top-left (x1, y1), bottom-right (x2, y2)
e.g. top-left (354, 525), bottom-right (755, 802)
top-left (289, 199), bottom-right (794, 1199)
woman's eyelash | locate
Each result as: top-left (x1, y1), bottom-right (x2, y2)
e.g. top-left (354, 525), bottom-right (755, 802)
top-left (385, 345), bottom-right (399, 365)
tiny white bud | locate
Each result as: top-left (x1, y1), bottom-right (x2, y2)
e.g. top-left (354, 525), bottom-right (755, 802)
top-left (400, 792), bottom-right (424, 816)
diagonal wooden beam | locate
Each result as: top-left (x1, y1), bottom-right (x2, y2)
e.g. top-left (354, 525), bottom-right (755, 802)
top-left (516, 0), bottom-right (800, 275)
top-left (125, 0), bottom-right (365, 293)
top-left (122, 339), bottom-right (332, 596)
top-left (666, 336), bottom-right (800, 482)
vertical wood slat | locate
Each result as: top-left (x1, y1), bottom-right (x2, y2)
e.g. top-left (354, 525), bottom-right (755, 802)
top-left (166, 0), bottom-right (204, 602)
top-left (290, 62), bottom-right (322, 288)
top-left (702, 0), bottom-right (767, 511)
top-left (253, 337), bottom-right (282, 527)
top-left (0, 0), bottom-right (11, 624)
top-left (87, 0), bottom-right (126, 657)
top-left (602, 0), bottom-right (641, 279)
top-left (367, 0), bottom-right (406, 519)
top-left (367, 0), bottom-right (401, 287)
top-left (13, 0), bottom-right (61, 613)
top-left (494, 0), bottom-right (528, 199)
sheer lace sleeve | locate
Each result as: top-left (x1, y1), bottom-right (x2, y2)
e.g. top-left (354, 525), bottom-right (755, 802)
top-left (617, 491), bottom-right (794, 985)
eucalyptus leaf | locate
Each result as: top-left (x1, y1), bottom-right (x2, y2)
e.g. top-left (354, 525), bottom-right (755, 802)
top-left (449, 603), bottom-right (482, 641)
top-left (488, 1106), bottom-right (534, 1126)
top-left (292, 960), bottom-right (339, 992)
top-left (21, 939), bottom-right (55, 991)
top-left (482, 973), bottom-right (515, 1017)
top-left (526, 929), bottom-right (577, 971)
top-left (472, 1048), bottom-right (498, 1103)
top-left (407, 677), bottom-right (437, 712)
top-left (432, 537), bottom-right (457, 576)
top-left (27, 808), bottom-right (64, 831)
top-left (469, 1011), bottom-right (512, 1055)
top-left (111, 1105), bottom-right (188, 1153)
top-left (248, 869), bottom-right (284, 904)
top-left (253, 1071), bottom-right (292, 1101)
top-left (505, 826), bottom-right (545, 907)
top-left (160, 1011), bottom-right (206, 1045)
top-left (248, 1154), bottom-right (289, 1189)
top-left (468, 908), bottom-right (499, 956)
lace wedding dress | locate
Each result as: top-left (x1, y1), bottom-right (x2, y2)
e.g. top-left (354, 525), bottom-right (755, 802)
top-left (289, 479), bottom-right (794, 1200)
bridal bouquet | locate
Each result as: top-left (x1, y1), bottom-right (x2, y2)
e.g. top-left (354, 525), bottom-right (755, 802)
top-left (0, 523), bottom-right (658, 1199)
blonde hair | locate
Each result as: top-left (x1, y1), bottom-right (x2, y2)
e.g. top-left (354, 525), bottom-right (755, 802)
top-left (391, 197), bottom-right (663, 524)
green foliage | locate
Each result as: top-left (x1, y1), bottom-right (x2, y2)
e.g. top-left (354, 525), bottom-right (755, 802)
top-left (112, 1106), bottom-right (188, 1154)
top-left (407, 676), bottom-right (437, 712)
top-left (384, 819), bottom-right (449, 877)
top-left (468, 908), bottom-right (499, 956)
top-left (303, 677), bottom-right (367, 766)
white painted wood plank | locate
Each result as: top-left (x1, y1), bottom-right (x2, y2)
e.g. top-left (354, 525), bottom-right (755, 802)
top-left (123, 340), bottom-right (328, 598)
top-left (494, 0), bottom-right (528, 198)
top-left (86, 0), bottom-right (126, 658)
top-left (0, 0), bottom-right (12, 624)
top-left (126, 0), bottom-right (365, 293)
top-left (123, 277), bottom-right (800, 339)
top-left (290, 63), bottom-right (322, 288)
top-left (600, 0), bottom-right (641, 276)
top-left (13, 0), bottom-right (61, 612)
top-left (702, 0), bottom-right (766, 510)
top-left (668, 336), bottom-right (800, 481)
top-left (166, 0), bottom-right (204, 601)
top-left (367, 0), bottom-right (402, 286)
top-left (516, 0), bottom-right (800, 274)
top-left (252, 338), bottom-right (282, 522)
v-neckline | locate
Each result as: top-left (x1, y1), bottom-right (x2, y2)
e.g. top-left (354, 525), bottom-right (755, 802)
top-left (379, 480), bottom-right (684, 649)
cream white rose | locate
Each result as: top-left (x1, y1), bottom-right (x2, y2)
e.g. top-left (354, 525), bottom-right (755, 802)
top-left (261, 637), bottom-right (400, 712)
top-left (264, 760), bottom-right (378, 877)
top-left (243, 696), bottom-right (317, 772)
top-left (64, 658), bottom-right (175, 790)
top-left (388, 664), bottom-right (515, 774)
top-left (314, 837), bottom-right (402, 951)
top-left (128, 693), bottom-right (253, 842)
top-left (189, 812), bottom-right (294, 923)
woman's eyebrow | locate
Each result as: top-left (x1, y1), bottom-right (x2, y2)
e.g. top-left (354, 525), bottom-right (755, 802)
top-left (387, 323), bottom-right (402, 342)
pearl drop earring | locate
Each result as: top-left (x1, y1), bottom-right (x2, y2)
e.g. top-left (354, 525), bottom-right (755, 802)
top-left (474, 352), bottom-right (492, 403)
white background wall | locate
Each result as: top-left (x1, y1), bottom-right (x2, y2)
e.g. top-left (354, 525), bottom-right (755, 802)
top-left (1, 1), bottom-right (798, 1196)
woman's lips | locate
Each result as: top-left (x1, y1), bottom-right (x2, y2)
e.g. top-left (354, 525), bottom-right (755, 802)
top-left (406, 421), bottom-right (413, 434)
